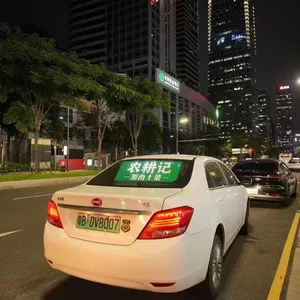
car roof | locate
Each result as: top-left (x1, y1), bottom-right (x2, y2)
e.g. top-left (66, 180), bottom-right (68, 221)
top-left (237, 159), bottom-right (278, 164)
top-left (122, 154), bottom-right (220, 163)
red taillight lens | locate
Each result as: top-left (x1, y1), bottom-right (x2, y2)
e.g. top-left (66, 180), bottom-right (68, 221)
top-left (138, 206), bottom-right (194, 240)
top-left (47, 200), bottom-right (63, 228)
top-left (267, 175), bottom-right (285, 180)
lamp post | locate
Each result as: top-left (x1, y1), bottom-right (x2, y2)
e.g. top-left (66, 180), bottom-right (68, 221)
top-left (176, 117), bottom-right (188, 154)
top-left (67, 106), bottom-right (70, 172)
top-left (59, 106), bottom-right (70, 172)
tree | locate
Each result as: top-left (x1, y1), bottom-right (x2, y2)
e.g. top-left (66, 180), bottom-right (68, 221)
top-left (139, 121), bottom-right (162, 154)
top-left (220, 141), bottom-right (232, 157)
top-left (42, 104), bottom-right (65, 143)
top-left (109, 76), bottom-right (169, 156)
top-left (87, 67), bottom-right (125, 169)
top-left (76, 66), bottom-right (127, 169)
top-left (0, 23), bottom-right (105, 172)
top-left (0, 98), bottom-right (19, 161)
top-left (103, 120), bottom-right (131, 160)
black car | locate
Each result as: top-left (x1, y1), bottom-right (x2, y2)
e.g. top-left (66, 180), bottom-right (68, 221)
top-left (232, 159), bottom-right (297, 206)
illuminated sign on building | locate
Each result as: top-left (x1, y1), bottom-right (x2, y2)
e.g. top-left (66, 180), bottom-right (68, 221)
top-left (216, 34), bottom-right (247, 46)
top-left (156, 69), bottom-right (180, 93)
top-left (232, 34), bottom-right (247, 41)
top-left (279, 86), bottom-right (290, 90)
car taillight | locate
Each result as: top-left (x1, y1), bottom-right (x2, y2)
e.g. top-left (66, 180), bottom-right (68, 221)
top-left (138, 206), bottom-right (194, 240)
top-left (47, 200), bottom-right (63, 228)
top-left (267, 175), bottom-right (285, 180)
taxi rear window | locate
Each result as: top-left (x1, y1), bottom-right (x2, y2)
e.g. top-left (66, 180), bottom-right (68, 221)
top-left (87, 159), bottom-right (194, 188)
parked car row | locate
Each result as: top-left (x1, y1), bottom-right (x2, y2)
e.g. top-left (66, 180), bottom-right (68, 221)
top-left (287, 158), bottom-right (300, 171)
top-left (43, 155), bottom-right (296, 299)
top-left (232, 159), bottom-right (297, 206)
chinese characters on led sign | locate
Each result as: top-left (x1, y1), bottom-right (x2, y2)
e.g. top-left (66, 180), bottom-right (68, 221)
top-left (114, 160), bottom-right (182, 183)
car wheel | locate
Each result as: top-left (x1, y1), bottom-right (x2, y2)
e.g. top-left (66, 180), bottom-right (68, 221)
top-left (282, 186), bottom-right (291, 207)
top-left (292, 181), bottom-right (297, 197)
top-left (240, 200), bottom-right (250, 235)
top-left (202, 235), bottom-right (223, 299)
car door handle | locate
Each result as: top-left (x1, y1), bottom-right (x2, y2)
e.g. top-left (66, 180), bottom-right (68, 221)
top-left (217, 198), bottom-right (224, 203)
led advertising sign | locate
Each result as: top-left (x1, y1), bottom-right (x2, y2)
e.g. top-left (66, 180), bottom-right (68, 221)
top-left (114, 160), bottom-right (182, 183)
top-left (156, 69), bottom-right (180, 93)
top-left (216, 33), bottom-right (247, 47)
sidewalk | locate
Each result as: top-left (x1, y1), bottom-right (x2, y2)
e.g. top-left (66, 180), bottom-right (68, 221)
top-left (286, 210), bottom-right (300, 300)
top-left (0, 171), bottom-right (97, 191)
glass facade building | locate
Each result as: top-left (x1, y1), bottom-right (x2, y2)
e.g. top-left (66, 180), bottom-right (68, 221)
top-left (257, 91), bottom-right (272, 143)
top-left (176, 0), bottom-right (200, 92)
top-left (69, 0), bottom-right (176, 81)
top-left (208, 0), bottom-right (258, 143)
top-left (68, 0), bottom-right (214, 139)
top-left (276, 85), bottom-right (293, 153)
top-left (68, 0), bottom-right (107, 63)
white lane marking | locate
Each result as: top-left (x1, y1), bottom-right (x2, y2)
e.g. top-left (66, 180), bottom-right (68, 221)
top-left (13, 193), bottom-right (53, 201)
top-left (0, 229), bottom-right (24, 238)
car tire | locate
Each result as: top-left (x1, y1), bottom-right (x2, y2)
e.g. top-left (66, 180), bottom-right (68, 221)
top-left (202, 234), bottom-right (223, 299)
top-left (240, 200), bottom-right (250, 235)
top-left (292, 181), bottom-right (297, 197)
top-left (282, 186), bottom-right (291, 207)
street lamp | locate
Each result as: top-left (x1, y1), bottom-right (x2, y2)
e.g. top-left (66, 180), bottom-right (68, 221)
top-left (59, 106), bottom-right (70, 172)
top-left (297, 78), bottom-right (300, 85)
top-left (176, 117), bottom-right (188, 154)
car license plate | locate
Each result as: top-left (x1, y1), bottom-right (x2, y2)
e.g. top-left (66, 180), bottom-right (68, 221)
top-left (247, 188), bottom-right (258, 195)
top-left (76, 213), bottom-right (121, 233)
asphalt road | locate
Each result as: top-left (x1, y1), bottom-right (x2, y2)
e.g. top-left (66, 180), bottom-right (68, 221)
top-left (0, 178), bottom-right (299, 300)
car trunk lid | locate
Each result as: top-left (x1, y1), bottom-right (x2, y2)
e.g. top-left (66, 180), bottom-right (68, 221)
top-left (235, 172), bottom-right (284, 187)
top-left (53, 185), bottom-right (182, 246)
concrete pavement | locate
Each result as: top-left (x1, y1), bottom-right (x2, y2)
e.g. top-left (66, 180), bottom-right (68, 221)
top-left (0, 183), bottom-right (299, 300)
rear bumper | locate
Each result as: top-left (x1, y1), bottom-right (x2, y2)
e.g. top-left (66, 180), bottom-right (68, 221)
top-left (248, 194), bottom-right (284, 202)
top-left (247, 185), bottom-right (286, 202)
top-left (288, 167), bottom-right (300, 171)
top-left (44, 222), bottom-right (213, 293)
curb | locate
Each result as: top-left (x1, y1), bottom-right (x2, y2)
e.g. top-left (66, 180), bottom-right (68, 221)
top-left (0, 176), bottom-right (93, 191)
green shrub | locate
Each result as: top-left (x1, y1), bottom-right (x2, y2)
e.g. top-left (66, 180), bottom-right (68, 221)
top-left (0, 162), bottom-right (31, 173)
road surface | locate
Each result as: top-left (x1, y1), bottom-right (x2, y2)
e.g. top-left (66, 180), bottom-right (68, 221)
top-left (0, 178), bottom-right (299, 300)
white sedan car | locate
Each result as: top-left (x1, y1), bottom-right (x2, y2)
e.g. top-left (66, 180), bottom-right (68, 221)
top-left (287, 158), bottom-right (300, 171)
top-left (44, 155), bottom-right (249, 299)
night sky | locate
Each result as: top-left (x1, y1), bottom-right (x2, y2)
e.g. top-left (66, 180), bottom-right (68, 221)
top-left (1, 0), bottom-right (300, 130)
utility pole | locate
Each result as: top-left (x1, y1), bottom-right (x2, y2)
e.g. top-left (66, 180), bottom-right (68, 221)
top-left (67, 106), bottom-right (70, 172)
top-left (175, 97), bottom-right (179, 154)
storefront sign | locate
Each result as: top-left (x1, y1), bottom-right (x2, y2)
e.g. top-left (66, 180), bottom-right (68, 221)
top-left (156, 69), bottom-right (180, 93)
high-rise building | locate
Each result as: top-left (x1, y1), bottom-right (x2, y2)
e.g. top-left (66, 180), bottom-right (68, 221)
top-left (276, 85), bottom-right (293, 153)
top-left (257, 91), bottom-right (272, 142)
top-left (68, 0), bottom-right (215, 141)
top-left (68, 0), bottom-right (107, 64)
top-left (69, 0), bottom-right (177, 80)
top-left (208, 0), bottom-right (258, 142)
top-left (176, 0), bottom-right (200, 92)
